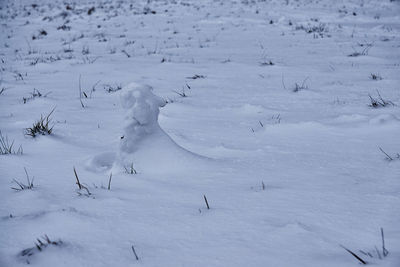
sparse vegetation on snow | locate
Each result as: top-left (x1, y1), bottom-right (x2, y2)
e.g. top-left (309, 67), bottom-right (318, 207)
top-left (0, 0), bottom-right (399, 266)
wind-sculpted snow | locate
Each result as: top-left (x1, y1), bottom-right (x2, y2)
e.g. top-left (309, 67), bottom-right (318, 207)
top-left (119, 84), bottom-right (166, 155)
top-left (115, 83), bottom-right (208, 174)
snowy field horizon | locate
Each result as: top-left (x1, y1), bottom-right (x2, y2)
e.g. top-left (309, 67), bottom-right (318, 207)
top-left (0, 0), bottom-right (399, 266)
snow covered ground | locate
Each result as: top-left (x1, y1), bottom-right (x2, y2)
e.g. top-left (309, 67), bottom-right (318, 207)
top-left (1, 0), bottom-right (399, 266)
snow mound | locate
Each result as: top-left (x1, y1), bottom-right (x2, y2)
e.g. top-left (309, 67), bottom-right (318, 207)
top-left (114, 83), bottom-right (209, 174)
top-left (119, 83), bottom-right (167, 154)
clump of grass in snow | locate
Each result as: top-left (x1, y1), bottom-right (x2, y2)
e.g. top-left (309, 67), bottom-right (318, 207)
top-left (295, 22), bottom-right (329, 38)
top-left (282, 76), bottom-right (309, 92)
top-left (348, 46), bottom-right (371, 57)
top-left (81, 45), bottom-right (90, 55)
top-left (11, 168), bottom-right (34, 191)
top-left (186, 74), bottom-right (205, 79)
top-left (124, 163), bottom-right (137, 174)
top-left (0, 131), bottom-right (23, 155)
top-left (370, 73), bottom-right (382, 80)
top-left (87, 7), bottom-right (95, 15)
top-left (368, 91), bottom-right (394, 108)
top-left (25, 108), bottom-right (55, 137)
top-left (19, 235), bottom-right (63, 264)
top-left (258, 44), bottom-right (275, 66)
top-left (173, 84), bottom-right (190, 97)
top-left (293, 77), bottom-right (309, 92)
top-left (81, 55), bottom-right (100, 64)
top-left (173, 88), bottom-right (187, 97)
top-left (260, 59), bottom-right (274, 66)
top-left (23, 88), bottom-right (51, 104)
top-left (341, 228), bottom-right (389, 265)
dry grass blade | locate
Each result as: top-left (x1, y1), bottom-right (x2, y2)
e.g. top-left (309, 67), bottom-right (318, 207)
top-left (108, 173), bottom-right (112, 190)
top-left (131, 245), bottom-right (139, 260)
top-left (203, 195), bottom-right (210, 209)
top-left (73, 167), bottom-right (91, 195)
top-left (381, 228), bottom-right (389, 257)
top-left (340, 245), bottom-right (367, 265)
top-left (73, 167), bottom-right (82, 189)
top-left (379, 147), bottom-right (393, 161)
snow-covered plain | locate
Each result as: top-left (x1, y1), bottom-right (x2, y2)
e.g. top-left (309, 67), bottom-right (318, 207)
top-left (1, 0), bottom-right (399, 266)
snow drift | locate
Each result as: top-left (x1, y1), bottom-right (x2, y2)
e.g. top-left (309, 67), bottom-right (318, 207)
top-left (114, 83), bottom-right (208, 174)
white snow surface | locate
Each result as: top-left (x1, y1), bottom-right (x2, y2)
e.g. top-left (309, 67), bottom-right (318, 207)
top-left (0, 0), bottom-right (400, 266)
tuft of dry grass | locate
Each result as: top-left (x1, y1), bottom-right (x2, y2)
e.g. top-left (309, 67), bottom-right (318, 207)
top-left (19, 235), bottom-right (63, 264)
top-left (25, 108), bottom-right (55, 137)
top-left (11, 168), bottom-right (34, 191)
top-left (0, 131), bottom-right (23, 155)
top-left (368, 91), bottom-right (394, 108)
